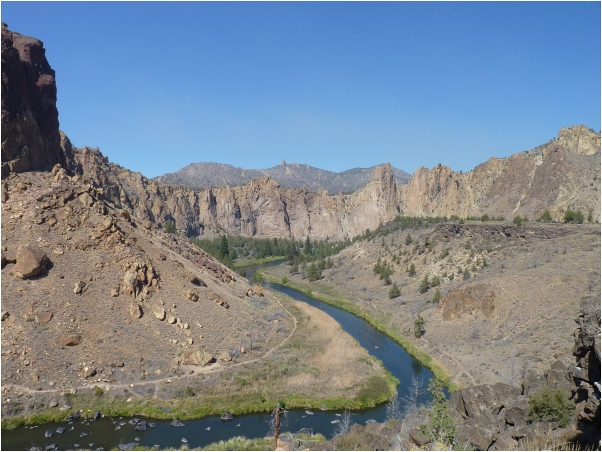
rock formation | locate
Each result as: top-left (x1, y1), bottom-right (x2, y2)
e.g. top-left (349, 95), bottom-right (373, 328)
top-left (398, 126), bottom-right (601, 223)
top-left (569, 296), bottom-right (601, 444)
top-left (1, 23), bottom-right (65, 178)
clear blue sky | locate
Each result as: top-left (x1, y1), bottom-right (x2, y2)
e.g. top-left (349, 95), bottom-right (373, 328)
top-left (2, 2), bottom-right (600, 179)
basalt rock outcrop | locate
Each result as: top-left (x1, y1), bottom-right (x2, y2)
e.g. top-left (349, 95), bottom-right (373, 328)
top-left (398, 299), bottom-right (601, 451)
top-left (1, 23), bottom-right (65, 178)
top-left (569, 296), bottom-right (601, 445)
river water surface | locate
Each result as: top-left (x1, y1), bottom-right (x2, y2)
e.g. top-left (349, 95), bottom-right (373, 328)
top-left (2, 260), bottom-right (433, 451)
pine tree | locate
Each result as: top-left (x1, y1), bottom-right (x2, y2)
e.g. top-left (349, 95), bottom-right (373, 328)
top-left (219, 235), bottom-right (229, 258)
top-left (389, 282), bottom-right (401, 299)
top-left (419, 274), bottom-right (430, 293)
top-left (308, 263), bottom-right (322, 282)
top-left (304, 236), bottom-right (312, 255)
top-left (405, 233), bottom-right (413, 245)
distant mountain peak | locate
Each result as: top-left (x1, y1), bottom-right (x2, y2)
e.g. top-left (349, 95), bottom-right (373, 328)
top-left (154, 162), bottom-right (411, 193)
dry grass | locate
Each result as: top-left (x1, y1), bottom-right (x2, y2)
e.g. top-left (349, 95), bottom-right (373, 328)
top-left (284, 301), bottom-right (374, 391)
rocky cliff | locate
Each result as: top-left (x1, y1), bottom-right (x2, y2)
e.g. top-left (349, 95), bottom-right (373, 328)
top-left (1, 23), bottom-right (66, 179)
top-left (73, 127), bottom-right (599, 241)
top-left (71, 146), bottom-right (402, 240)
top-left (398, 125), bottom-right (601, 223)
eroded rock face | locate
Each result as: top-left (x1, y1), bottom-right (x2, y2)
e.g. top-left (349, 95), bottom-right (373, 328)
top-left (1, 23), bottom-right (64, 178)
top-left (73, 126), bottom-right (600, 242)
top-left (438, 284), bottom-right (496, 320)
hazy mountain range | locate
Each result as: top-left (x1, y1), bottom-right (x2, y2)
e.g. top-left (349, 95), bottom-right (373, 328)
top-left (154, 161), bottom-right (412, 194)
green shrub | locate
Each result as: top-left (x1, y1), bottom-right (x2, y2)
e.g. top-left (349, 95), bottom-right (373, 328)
top-left (164, 221), bottom-right (176, 234)
top-left (94, 386), bottom-right (104, 397)
top-left (539, 210), bottom-right (553, 223)
top-left (528, 387), bottom-right (575, 427)
top-left (420, 379), bottom-right (457, 447)
top-left (252, 271), bottom-right (265, 285)
top-left (414, 316), bottom-right (425, 338)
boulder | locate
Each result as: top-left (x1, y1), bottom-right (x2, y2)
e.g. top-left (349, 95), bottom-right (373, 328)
top-left (35, 311), bottom-right (53, 325)
top-left (110, 287), bottom-right (120, 297)
top-left (4, 247), bottom-right (17, 263)
top-left (154, 308), bottom-right (166, 321)
top-left (58, 334), bottom-right (82, 346)
top-left (451, 383), bottom-right (522, 419)
top-left (503, 397), bottom-right (529, 427)
top-left (167, 315), bottom-right (176, 324)
top-left (13, 246), bottom-right (49, 278)
top-left (1, 311), bottom-right (10, 321)
top-left (184, 291), bottom-right (199, 302)
top-left (455, 411), bottom-right (500, 451)
top-left (253, 285), bottom-right (264, 296)
top-left (181, 347), bottom-right (213, 367)
top-left (408, 426), bottom-right (430, 447)
top-left (492, 428), bottom-right (519, 450)
top-left (83, 367), bottom-right (96, 378)
top-left (121, 269), bottom-right (140, 298)
top-left (78, 192), bottom-right (94, 208)
top-left (73, 281), bottom-right (86, 294)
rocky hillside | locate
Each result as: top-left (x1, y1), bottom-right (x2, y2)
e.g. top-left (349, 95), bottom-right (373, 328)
top-left (0, 23), bottom-right (289, 420)
top-left (155, 161), bottom-right (412, 193)
top-left (264, 221), bottom-right (601, 390)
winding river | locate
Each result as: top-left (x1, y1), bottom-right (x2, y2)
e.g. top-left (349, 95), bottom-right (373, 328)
top-left (2, 260), bottom-right (433, 451)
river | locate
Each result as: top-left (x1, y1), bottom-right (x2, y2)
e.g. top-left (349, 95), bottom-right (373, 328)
top-left (2, 260), bottom-right (433, 451)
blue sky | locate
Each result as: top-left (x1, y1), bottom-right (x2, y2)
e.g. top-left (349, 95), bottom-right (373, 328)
top-left (2, 2), bottom-right (600, 179)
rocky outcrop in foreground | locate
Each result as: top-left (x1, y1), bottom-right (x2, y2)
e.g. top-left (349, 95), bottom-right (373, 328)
top-left (570, 296), bottom-right (601, 442)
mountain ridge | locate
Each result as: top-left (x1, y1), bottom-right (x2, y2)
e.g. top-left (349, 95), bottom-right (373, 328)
top-left (154, 161), bottom-right (412, 194)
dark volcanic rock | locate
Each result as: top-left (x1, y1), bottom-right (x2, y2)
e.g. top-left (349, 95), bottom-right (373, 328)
top-left (1, 23), bottom-right (65, 178)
